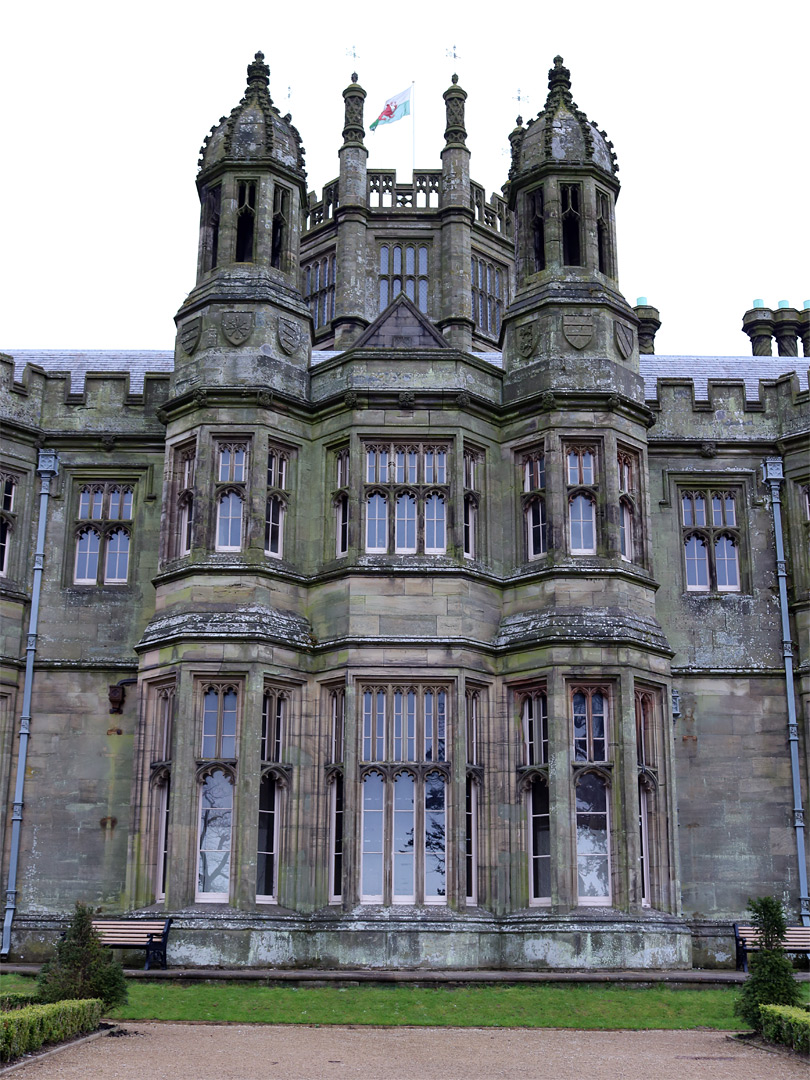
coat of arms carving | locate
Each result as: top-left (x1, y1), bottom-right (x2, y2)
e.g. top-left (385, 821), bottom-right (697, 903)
top-left (614, 320), bottom-right (634, 359)
top-left (180, 317), bottom-right (202, 355)
top-left (563, 315), bottom-right (594, 350)
top-left (222, 311), bottom-right (254, 346)
top-left (277, 317), bottom-right (304, 356)
top-left (517, 322), bottom-right (535, 358)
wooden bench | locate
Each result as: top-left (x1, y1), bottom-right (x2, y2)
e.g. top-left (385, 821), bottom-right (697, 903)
top-left (734, 922), bottom-right (810, 972)
top-left (91, 918), bottom-right (173, 970)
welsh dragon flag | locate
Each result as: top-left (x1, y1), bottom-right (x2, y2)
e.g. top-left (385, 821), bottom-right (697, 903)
top-left (370, 86), bottom-right (411, 131)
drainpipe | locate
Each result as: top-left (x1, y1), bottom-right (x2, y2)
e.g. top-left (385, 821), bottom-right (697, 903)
top-left (1, 449), bottom-right (59, 958)
top-left (761, 456), bottom-right (810, 925)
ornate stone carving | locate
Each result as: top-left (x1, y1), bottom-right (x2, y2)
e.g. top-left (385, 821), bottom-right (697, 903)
top-left (155, 407), bottom-right (168, 424)
top-left (344, 391), bottom-right (357, 408)
top-left (278, 317), bottom-right (305, 356)
top-left (257, 390), bottom-right (274, 408)
top-left (700, 441), bottom-right (717, 458)
top-left (614, 320), bottom-right (634, 359)
top-left (101, 434), bottom-right (115, 452)
top-left (399, 391), bottom-right (415, 408)
top-left (563, 315), bottom-right (594, 350)
top-left (193, 388), bottom-right (209, 407)
top-left (222, 311), bottom-right (254, 346)
top-left (456, 390), bottom-right (470, 408)
top-left (180, 317), bottom-right (202, 355)
top-left (540, 391), bottom-right (556, 412)
top-left (517, 322), bottom-right (535, 358)
top-left (608, 393), bottom-right (620, 410)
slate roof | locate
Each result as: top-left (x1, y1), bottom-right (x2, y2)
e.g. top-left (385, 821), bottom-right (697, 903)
top-left (7, 350), bottom-right (175, 394)
top-left (6, 348), bottom-right (808, 402)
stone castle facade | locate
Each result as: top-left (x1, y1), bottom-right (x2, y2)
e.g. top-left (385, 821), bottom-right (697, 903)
top-left (1, 53), bottom-right (808, 969)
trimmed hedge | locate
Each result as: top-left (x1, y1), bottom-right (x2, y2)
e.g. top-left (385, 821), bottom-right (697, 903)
top-left (0, 992), bottom-right (40, 1011)
top-left (760, 1003), bottom-right (810, 1055)
top-left (0, 998), bottom-right (103, 1062)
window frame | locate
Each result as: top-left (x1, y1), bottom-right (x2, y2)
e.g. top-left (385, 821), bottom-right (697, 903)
top-left (566, 446), bottom-right (598, 555)
top-left (199, 682), bottom-right (240, 760)
top-left (72, 481), bottom-right (135, 585)
top-left (363, 442), bottom-right (450, 556)
top-left (680, 487), bottom-right (742, 593)
top-left (358, 683), bottom-right (451, 907)
top-left (196, 767), bottom-right (234, 903)
top-left (0, 473), bottom-right (18, 579)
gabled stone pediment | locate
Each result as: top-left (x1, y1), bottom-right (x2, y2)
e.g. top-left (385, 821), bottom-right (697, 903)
top-left (351, 293), bottom-right (450, 350)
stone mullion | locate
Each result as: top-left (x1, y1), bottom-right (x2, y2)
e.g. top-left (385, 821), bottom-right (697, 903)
top-left (602, 429), bottom-right (619, 559)
top-left (254, 176), bottom-right (272, 267)
top-left (166, 667), bottom-right (199, 909)
top-left (449, 676), bottom-right (466, 909)
top-left (233, 669), bottom-right (263, 909)
top-left (659, 682), bottom-right (681, 914)
top-left (617, 668), bottom-right (640, 911)
top-left (218, 175), bottom-right (238, 267)
top-left (489, 678), bottom-right (516, 917)
top-left (127, 677), bottom-right (159, 907)
top-left (341, 678), bottom-right (360, 907)
top-left (545, 433), bottom-right (565, 556)
top-left (582, 179), bottom-right (598, 276)
top-left (544, 179), bottom-right (562, 273)
top-left (547, 665), bottom-right (573, 912)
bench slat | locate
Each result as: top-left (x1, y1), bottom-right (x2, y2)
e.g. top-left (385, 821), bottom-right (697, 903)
top-left (87, 918), bottom-right (172, 971)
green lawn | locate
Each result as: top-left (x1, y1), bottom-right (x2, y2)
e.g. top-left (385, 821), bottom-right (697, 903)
top-left (113, 982), bottom-right (744, 1029)
top-left (2, 972), bottom-right (808, 1030)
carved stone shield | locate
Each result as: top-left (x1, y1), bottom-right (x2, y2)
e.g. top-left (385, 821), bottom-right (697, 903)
top-left (180, 317), bottom-right (202, 355)
top-left (517, 322), bottom-right (535, 358)
top-left (614, 320), bottom-right (634, 359)
top-left (222, 311), bottom-right (254, 346)
top-left (563, 315), bottom-right (594, 350)
top-left (278, 317), bottom-right (304, 356)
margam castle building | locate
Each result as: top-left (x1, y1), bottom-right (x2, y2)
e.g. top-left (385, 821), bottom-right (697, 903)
top-left (1, 54), bottom-right (808, 970)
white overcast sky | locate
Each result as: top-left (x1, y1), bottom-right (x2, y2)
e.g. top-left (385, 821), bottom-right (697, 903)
top-left (1, 0), bottom-right (807, 358)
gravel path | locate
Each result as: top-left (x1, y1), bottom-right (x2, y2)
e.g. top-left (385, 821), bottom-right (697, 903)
top-left (5, 1024), bottom-right (806, 1080)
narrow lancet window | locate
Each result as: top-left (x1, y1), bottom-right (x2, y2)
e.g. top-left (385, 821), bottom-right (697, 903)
top-left (236, 181), bottom-right (257, 263)
top-left (560, 184), bottom-right (582, 266)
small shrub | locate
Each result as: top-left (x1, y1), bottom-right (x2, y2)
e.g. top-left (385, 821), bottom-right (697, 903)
top-left (760, 1004), bottom-right (810, 1054)
top-left (734, 896), bottom-right (801, 1030)
top-left (0, 998), bottom-right (103, 1062)
top-left (0, 992), bottom-right (40, 1011)
top-left (36, 903), bottom-right (127, 1010)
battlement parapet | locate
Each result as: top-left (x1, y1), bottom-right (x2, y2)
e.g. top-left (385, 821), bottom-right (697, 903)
top-left (1, 351), bottom-right (172, 432)
top-left (303, 172), bottom-right (514, 239)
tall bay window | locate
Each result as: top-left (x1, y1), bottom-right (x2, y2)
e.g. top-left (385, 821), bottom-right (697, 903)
top-left (303, 253), bottom-right (336, 330)
top-left (196, 768), bottom-right (234, 901)
top-left (364, 443), bottom-right (449, 555)
top-left (334, 448), bottom-right (350, 557)
top-left (617, 449), bottom-right (638, 563)
top-left (571, 685), bottom-right (611, 905)
top-left (566, 446), bottom-right (597, 555)
top-left (471, 255), bottom-right (505, 338)
top-left (328, 688), bottom-right (345, 903)
top-left (265, 447), bottom-right (290, 559)
top-left (522, 449), bottom-right (547, 559)
top-left (463, 450), bottom-right (482, 560)
top-left (635, 688), bottom-right (661, 908)
top-left (215, 442), bottom-right (248, 552)
top-left (360, 685), bottom-right (449, 905)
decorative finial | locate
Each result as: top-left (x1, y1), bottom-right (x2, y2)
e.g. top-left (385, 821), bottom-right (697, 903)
top-left (246, 51), bottom-right (270, 95)
top-left (547, 55), bottom-right (572, 95)
top-left (452, 73), bottom-right (458, 85)
top-left (351, 72), bottom-right (358, 83)
top-left (516, 115), bottom-right (523, 127)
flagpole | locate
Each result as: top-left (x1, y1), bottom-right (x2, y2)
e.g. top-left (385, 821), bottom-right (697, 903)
top-left (411, 81), bottom-right (415, 174)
